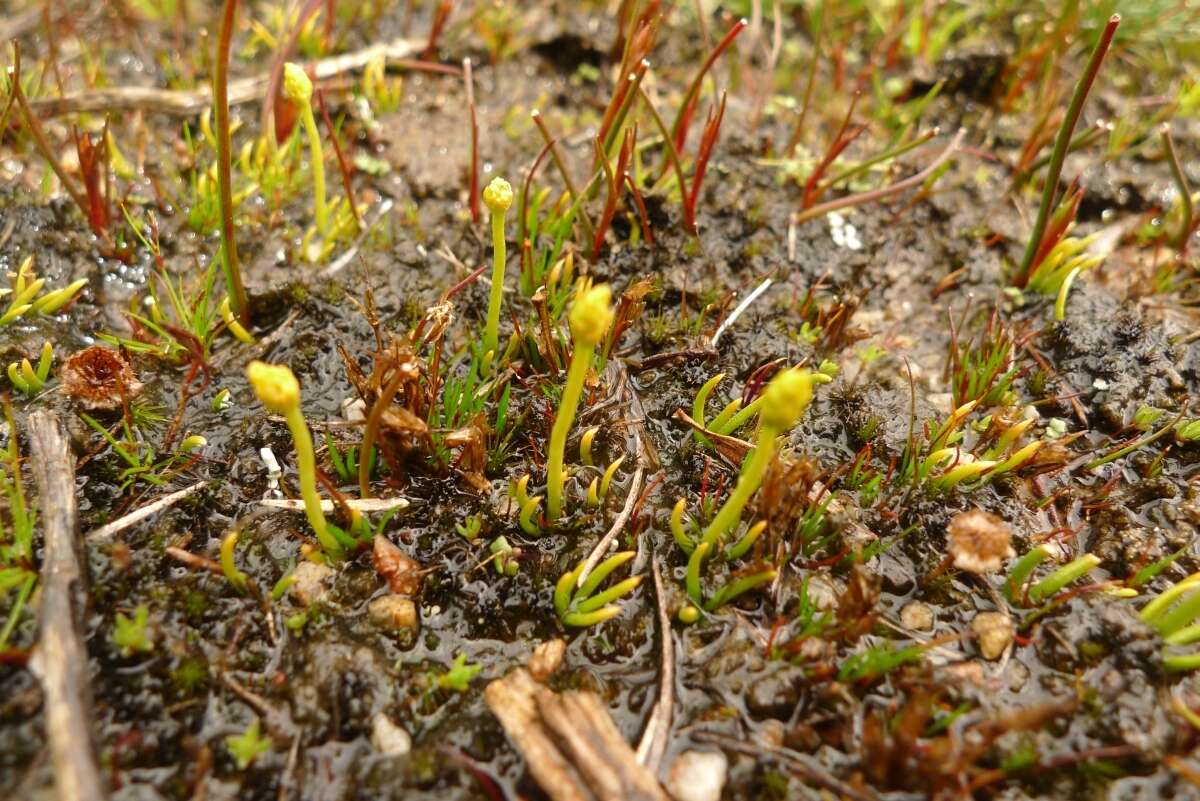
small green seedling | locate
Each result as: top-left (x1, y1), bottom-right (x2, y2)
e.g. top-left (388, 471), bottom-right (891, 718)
top-left (112, 604), bottom-right (154, 656)
top-left (685, 541), bottom-right (778, 613)
top-left (0, 256), bottom-right (87, 326)
top-left (512, 474), bottom-right (543, 535)
top-left (586, 456), bottom-right (624, 508)
top-left (547, 282), bottom-right (614, 520)
top-left (456, 513), bottom-right (482, 541)
top-left (438, 653), bottom-right (482, 691)
top-left (7, 342), bottom-right (53, 396)
top-left (554, 551), bottom-right (642, 627)
top-left (579, 425), bottom-right (600, 466)
top-left (221, 529), bottom-right (249, 594)
top-left (226, 718), bottom-right (271, 770)
top-left (489, 535), bottom-right (520, 576)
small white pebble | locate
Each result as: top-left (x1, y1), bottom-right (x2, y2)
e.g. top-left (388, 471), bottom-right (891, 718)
top-left (371, 713), bottom-right (412, 757)
top-left (342, 397), bottom-right (367, 423)
top-left (1092, 378), bottom-right (1110, 390)
top-left (260, 447), bottom-right (282, 494)
top-left (900, 601), bottom-right (934, 631)
top-left (666, 751), bottom-right (728, 801)
top-left (972, 611), bottom-right (1014, 660)
top-left (828, 212), bottom-right (863, 251)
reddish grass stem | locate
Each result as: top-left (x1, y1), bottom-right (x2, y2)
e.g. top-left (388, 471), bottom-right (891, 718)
top-left (316, 90), bottom-right (361, 232)
top-left (464, 57), bottom-right (480, 224)
top-left (792, 128), bottom-right (965, 227)
top-left (1012, 14), bottom-right (1120, 289)
top-left (423, 0), bottom-right (454, 61)
top-left (9, 46), bottom-right (97, 239)
top-left (684, 92), bottom-right (727, 234)
top-left (801, 90), bottom-right (864, 209)
top-left (593, 128), bottom-right (635, 255)
top-left (669, 17), bottom-right (746, 153)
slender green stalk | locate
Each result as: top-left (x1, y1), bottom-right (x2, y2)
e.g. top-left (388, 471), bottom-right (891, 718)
top-left (1028, 553), bottom-right (1100, 605)
top-left (482, 177), bottom-right (513, 360)
top-left (547, 284), bottom-right (613, 520)
top-left (699, 430), bottom-right (778, 547)
top-left (283, 63), bottom-right (327, 235)
top-left (246, 361), bottom-right (341, 557)
top-left (547, 344), bottom-right (595, 519)
top-left (699, 369), bottom-right (813, 547)
top-left (1013, 15), bottom-right (1120, 288)
top-left (215, 0), bottom-right (250, 324)
top-left (221, 530), bottom-right (249, 593)
top-left (1005, 546), bottom-right (1048, 602)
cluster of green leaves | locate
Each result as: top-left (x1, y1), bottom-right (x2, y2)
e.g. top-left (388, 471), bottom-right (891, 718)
top-left (949, 312), bottom-right (1020, 409)
top-left (0, 256), bottom-right (87, 327)
top-left (672, 500), bottom-right (777, 615)
top-left (555, 552), bottom-right (642, 627)
top-left (7, 342), bottom-right (53, 396)
top-left (898, 401), bottom-right (1044, 493)
top-left (1141, 572), bottom-right (1200, 672)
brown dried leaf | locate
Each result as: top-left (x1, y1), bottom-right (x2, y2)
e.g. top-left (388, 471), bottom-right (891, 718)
top-left (372, 536), bottom-right (423, 596)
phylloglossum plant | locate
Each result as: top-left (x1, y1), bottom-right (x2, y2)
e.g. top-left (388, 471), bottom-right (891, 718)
top-left (482, 176), bottom-right (513, 363)
top-left (699, 368), bottom-right (814, 547)
top-left (546, 281), bottom-right (614, 521)
top-left (673, 369), bottom-right (812, 615)
top-left (283, 62), bottom-right (328, 237)
top-left (246, 360), bottom-right (350, 558)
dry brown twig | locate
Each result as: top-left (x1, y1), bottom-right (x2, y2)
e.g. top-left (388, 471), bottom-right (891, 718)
top-left (27, 410), bottom-right (108, 801)
top-left (28, 36), bottom-right (425, 117)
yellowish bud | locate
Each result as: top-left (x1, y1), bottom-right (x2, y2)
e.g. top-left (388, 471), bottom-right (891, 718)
top-left (483, 177), bottom-right (513, 214)
top-left (759, 368), bottom-right (813, 431)
top-left (568, 283), bottom-right (614, 347)
top-left (282, 62), bottom-right (313, 104)
top-left (246, 360), bottom-right (300, 414)
top-left (180, 435), bottom-right (208, 453)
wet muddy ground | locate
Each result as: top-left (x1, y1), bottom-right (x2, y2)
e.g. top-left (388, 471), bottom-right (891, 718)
top-left (2, 2), bottom-right (1200, 800)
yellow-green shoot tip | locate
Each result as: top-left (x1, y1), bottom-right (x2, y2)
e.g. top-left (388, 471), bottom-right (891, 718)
top-left (246, 360), bottom-right (300, 414)
top-left (282, 62), bottom-right (313, 103)
top-left (759, 368), bottom-right (813, 432)
top-left (483, 177), bottom-right (513, 214)
top-left (568, 283), bottom-right (614, 347)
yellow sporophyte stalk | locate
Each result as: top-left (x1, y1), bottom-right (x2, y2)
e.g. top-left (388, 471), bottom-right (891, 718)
top-left (283, 63), bottom-right (328, 236)
top-left (700, 368), bottom-right (813, 547)
top-left (546, 283), bottom-right (614, 520)
top-left (245, 360), bottom-right (341, 557)
top-left (482, 177), bottom-right (513, 360)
